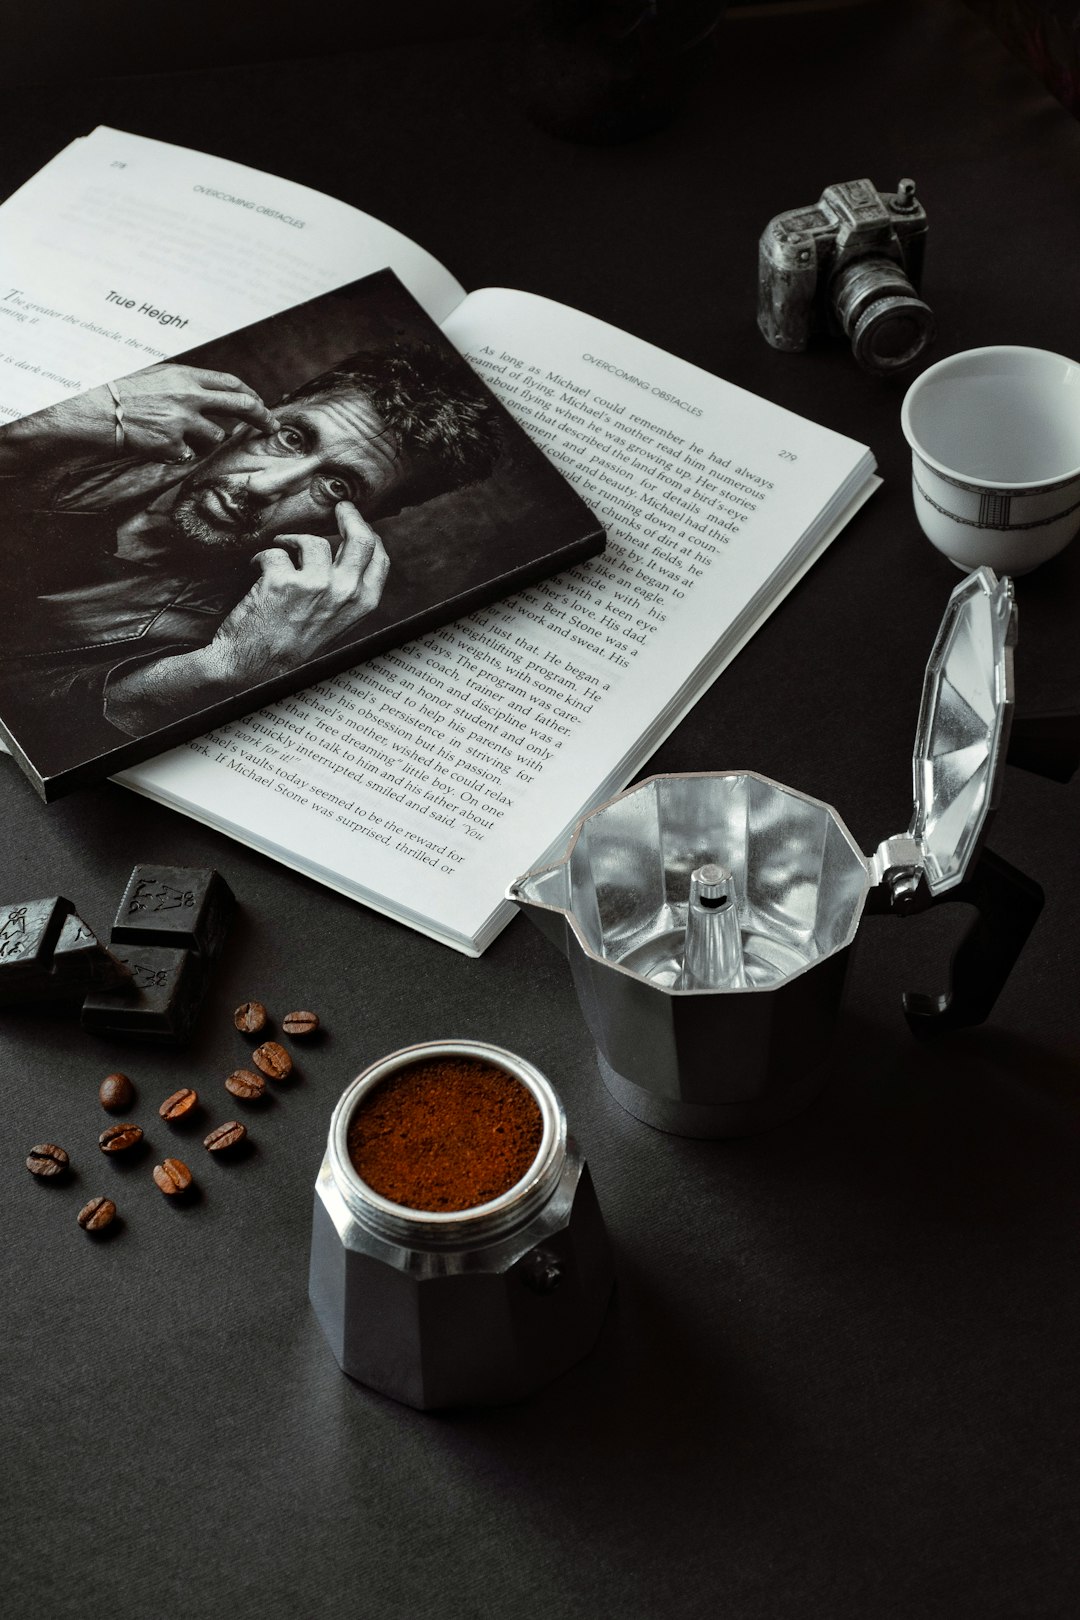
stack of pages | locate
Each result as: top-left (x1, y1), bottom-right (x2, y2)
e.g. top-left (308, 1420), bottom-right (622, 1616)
top-left (0, 128), bottom-right (878, 953)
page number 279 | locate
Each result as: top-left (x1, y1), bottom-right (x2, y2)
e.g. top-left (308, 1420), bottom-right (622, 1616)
top-left (779, 449), bottom-right (798, 462)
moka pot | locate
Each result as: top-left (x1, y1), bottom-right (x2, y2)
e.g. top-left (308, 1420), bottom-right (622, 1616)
top-left (509, 569), bottom-right (1043, 1138)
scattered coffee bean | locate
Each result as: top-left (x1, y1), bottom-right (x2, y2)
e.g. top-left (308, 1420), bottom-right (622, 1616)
top-left (26, 1142), bottom-right (69, 1178)
top-left (159, 1087), bottom-right (198, 1121)
top-left (233, 1000), bottom-right (268, 1035)
top-left (77, 1196), bottom-right (117, 1232)
top-left (282, 1010), bottom-right (319, 1038)
top-left (203, 1120), bottom-right (247, 1153)
top-left (252, 1040), bottom-right (292, 1080)
top-left (153, 1157), bottom-right (193, 1196)
top-left (99, 1072), bottom-right (135, 1112)
top-left (99, 1122), bottom-right (143, 1153)
top-left (225, 1068), bottom-right (266, 1102)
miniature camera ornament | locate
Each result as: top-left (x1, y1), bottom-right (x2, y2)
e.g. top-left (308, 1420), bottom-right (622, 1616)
top-left (510, 569), bottom-right (1043, 1138)
top-left (758, 176), bottom-right (934, 375)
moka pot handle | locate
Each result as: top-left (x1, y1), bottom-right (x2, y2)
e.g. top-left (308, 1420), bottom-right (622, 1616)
top-left (902, 848), bottom-right (1044, 1036)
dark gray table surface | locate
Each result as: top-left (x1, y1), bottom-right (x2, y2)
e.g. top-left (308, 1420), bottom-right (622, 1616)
top-left (3, 4), bottom-right (1079, 1616)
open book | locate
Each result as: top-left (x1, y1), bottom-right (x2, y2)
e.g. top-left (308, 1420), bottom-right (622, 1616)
top-left (0, 127), bottom-right (879, 953)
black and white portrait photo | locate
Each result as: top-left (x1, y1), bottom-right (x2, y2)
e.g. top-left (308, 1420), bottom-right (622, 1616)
top-left (0, 270), bottom-right (602, 798)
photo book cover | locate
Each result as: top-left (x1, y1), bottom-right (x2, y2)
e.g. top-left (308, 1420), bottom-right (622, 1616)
top-left (0, 269), bottom-right (604, 799)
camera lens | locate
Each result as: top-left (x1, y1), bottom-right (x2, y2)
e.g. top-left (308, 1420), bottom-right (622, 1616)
top-left (830, 255), bottom-right (935, 375)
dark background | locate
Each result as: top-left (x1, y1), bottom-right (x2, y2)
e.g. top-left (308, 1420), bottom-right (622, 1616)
top-left (2, 3), bottom-right (1079, 1617)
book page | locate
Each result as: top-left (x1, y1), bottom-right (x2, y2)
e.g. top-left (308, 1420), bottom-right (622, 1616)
top-left (0, 127), bottom-right (465, 421)
top-left (119, 289), bottom-right (874, 952)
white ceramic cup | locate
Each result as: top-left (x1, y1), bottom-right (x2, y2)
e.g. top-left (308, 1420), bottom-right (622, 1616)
top-left (900, 345), bottom-right (1080, 573)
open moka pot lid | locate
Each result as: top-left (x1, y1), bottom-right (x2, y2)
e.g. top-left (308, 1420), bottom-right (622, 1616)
top-left (509, 569), bottom-right (1041, 1138)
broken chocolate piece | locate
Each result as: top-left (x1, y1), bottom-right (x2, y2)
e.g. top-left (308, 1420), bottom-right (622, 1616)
top-left (0, 897), bottom-right (74, 1000)
top-left (0, 900), bottom-right (130, 1006)
top-left (49, 913), bottom-right (132, 995)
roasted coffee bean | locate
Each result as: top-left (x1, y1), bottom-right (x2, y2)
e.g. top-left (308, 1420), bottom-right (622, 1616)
top-left (225, 1068), bottom-right (266, 1102)
top-left (153, 1157), bottom-right (192, 1196)
top-left (282, 1010), bottom-right (319, 1038)
top-left (203, 1120), bottom-right (247, 1153)
top-left (77, 1196), bottom-right (117, 1232)
top-left (159, 1087), bottom-right (198, 1121)
top-left (99, 1072), bottom-right (135, 1112)
top-left (99, 1122), bottom-right (143, 1154)
top-left (26, 1142), bottom-right (69, 1178)
top-left (233, 1000), bottom-right (267, 1035)
top-left (252, 1040), bottom-right (292, 1080)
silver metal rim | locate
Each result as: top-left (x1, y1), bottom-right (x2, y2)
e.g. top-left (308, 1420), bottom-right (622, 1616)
top-left (327, 1039), bottom-right (566, 1246)
top-left (508, 769), bottom-right (873, 992)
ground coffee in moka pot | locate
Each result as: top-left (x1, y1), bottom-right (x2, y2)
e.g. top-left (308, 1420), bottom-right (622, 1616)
top-left (309, 1040), bottom-right (614, 1410)
top-left (347, 1054), bottom-right (543, 1212)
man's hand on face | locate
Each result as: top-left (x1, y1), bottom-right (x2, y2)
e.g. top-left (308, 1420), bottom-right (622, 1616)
top-left (104, 502), bottom-right (390, 734)
top-left (200, 501), bottom-right (391, 687)
top-left (0, 363), bottom-right (277, 471)
top-left (103, 364), bottom-right (279, 462)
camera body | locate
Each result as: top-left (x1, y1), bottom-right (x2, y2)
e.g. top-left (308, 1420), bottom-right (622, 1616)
top-left (758, 178), bottom-right (933, 375)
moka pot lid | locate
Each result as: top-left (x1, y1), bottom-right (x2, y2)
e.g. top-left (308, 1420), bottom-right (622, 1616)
top-left (902, 566), bottom-right (1015, 896)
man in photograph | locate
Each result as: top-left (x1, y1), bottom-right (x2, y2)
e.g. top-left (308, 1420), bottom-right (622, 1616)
top-left (0, 344), bottom-right (500, 747)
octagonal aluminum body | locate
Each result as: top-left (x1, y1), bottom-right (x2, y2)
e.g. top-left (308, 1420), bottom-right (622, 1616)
top-left (510, 772), bottom-right (872, 1137)
top-left (510, 572), bottom-right (1016, 1138)
top-left (308, 1040), bottom-right (614, 1411)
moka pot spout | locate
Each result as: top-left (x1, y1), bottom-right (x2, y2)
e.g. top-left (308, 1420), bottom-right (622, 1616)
top-left (507, 862), bottom-right (573, 955)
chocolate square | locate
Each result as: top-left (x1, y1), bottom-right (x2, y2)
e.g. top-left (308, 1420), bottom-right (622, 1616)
top-left (82, 946), bottom-right (205, 1043)
top-left (110, 866), bottom-right (235, 956)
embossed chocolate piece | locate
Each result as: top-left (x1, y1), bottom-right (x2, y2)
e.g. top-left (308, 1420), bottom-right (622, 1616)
top-left (111, 866), bottom-right (234, 956)
top-left (82, 866), bottom-right (235, 1046)
top-left (0, 898), bottom-right (73, 987)
top-left (0, 898), bottom-right (130, 1005)
top-left (82, 947), bottom-right (205, 1043)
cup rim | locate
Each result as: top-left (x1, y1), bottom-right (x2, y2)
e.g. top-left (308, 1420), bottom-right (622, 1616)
top-left (901, 344), bottom-right (1080, 492)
